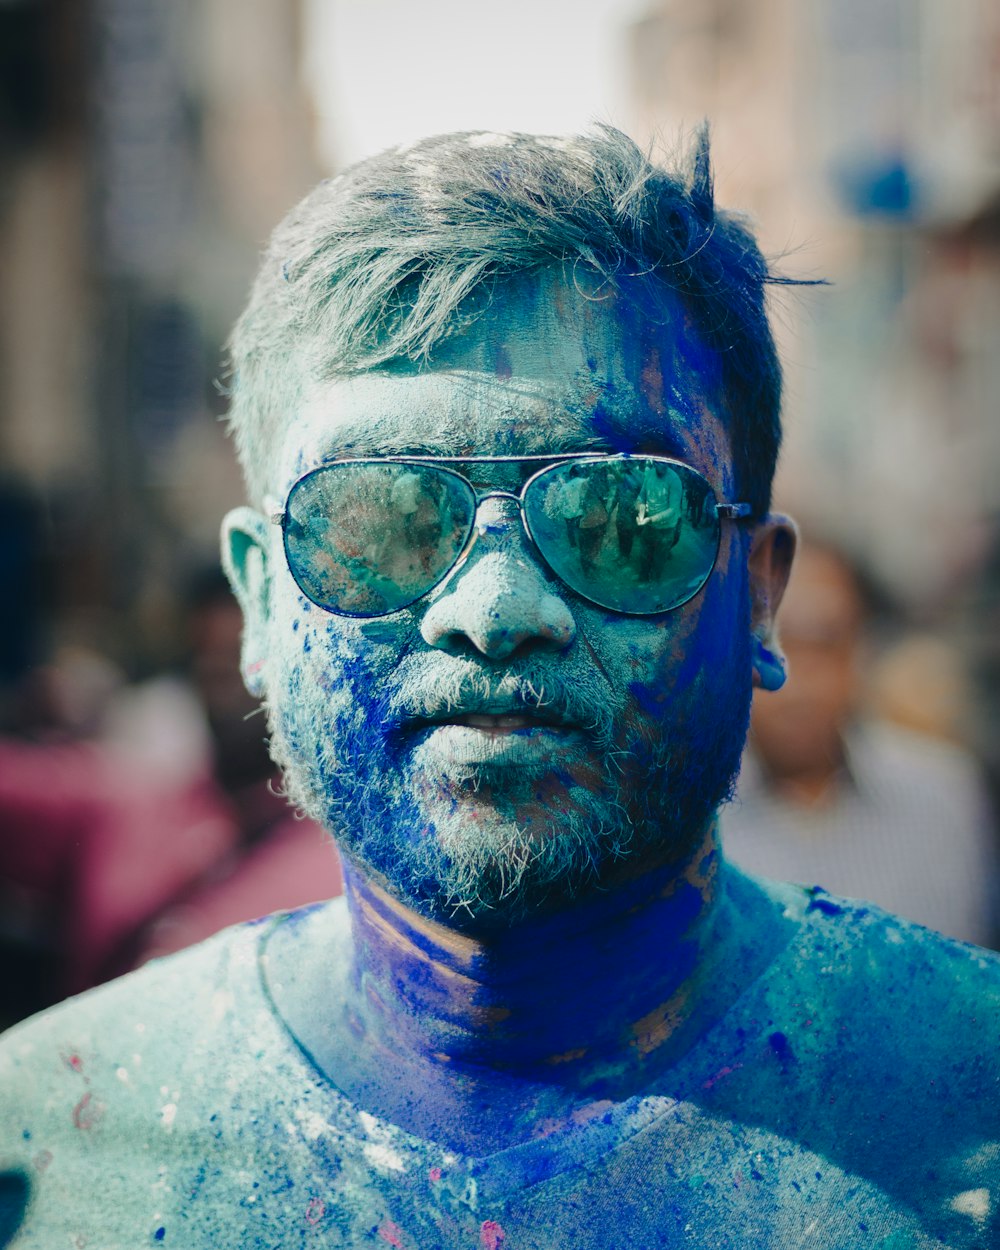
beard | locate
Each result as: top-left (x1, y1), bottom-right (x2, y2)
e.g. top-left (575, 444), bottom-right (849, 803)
top-left (265, 617), bottom-right (752, 932)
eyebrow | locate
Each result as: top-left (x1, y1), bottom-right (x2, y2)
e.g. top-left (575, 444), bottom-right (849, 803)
top-left (321, 426), bottom-right (692, 464)
top-left (324, 435), bottom-right (612, 460)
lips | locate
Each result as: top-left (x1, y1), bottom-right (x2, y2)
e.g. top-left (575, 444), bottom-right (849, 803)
top-left (384, 668), bottom-right (612, 749)
top-left (410, 707), bottom-right (577, 735)
top-left (406, 704), bottom-right (587, 773)
top-left (448, 711), bottom-right (571, 734)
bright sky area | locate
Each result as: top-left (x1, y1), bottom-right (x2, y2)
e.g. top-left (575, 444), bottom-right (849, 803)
top-left (304, 0), bottom-right (649, 171)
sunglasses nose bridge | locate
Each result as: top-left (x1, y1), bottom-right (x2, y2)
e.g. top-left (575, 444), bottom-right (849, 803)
top-left (444, 487), bottom-right (554, 597)
top-left (420, 492), bottom-right (576, 660)
top-left (468, 489), bottom-right (526, 539)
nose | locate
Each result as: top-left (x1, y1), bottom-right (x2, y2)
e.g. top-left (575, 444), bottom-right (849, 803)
top-left (419, 498), bottom-right (576, 661)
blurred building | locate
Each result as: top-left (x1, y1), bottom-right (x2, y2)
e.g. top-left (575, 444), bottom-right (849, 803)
top-left (0, 0), bottom-right (333, 1019)
top-left (626, 0), bottom-right (1000, 615)
top-left (0, 0), bottom-right (322, 677)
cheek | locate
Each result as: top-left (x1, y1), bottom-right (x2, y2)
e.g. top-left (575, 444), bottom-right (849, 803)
top-left (267, 588), bottom-right (408, 733)
top-left (599, 540), bottom-right (749, 733)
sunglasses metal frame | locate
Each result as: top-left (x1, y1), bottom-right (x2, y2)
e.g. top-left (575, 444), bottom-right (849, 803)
top-left (267, 453), bottom-right (753, 618)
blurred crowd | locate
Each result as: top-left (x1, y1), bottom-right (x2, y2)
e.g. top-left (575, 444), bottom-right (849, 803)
top-left (0, 523), bottom-right (341, 1031)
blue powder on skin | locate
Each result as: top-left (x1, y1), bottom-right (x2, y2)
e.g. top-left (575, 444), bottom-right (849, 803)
top-left (626, 679), bottom-right (665, 718)
top-left (587, 401), bottom-right (629, 451)
top-left (806, 889), bottom-right (845, 917)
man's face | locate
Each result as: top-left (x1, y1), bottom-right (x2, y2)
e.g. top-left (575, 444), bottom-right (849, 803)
top-left (242, 272), bottom-right (757, 928)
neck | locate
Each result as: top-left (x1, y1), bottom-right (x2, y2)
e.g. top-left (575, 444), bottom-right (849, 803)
top-left (341, 824), bottom-right (734, 1082)
top-left (265, 825), bottom-right (793, 1151)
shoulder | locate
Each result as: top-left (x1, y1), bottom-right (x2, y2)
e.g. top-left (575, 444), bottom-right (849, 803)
top-left (0, 924), bottom-right (240, 1245)
top-left (0, 919), bottom-right (255, 1173)
top-left (707, 871), bottom-right (1000, 1236)
top-left (0, 899), bottom-right (352, 1093)
top-left (1, 915), bottom-right (253, 1070)
top-left (0, 896), bottom-right (346, 1114)
top-left (0, 905), bottom-right (339, 1248)
top-left (756, 871), bottom-right (1000, 1016)
top-left (750, 873), bottom-right (1000, 1144)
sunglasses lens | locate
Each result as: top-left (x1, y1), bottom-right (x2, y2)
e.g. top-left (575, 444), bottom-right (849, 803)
top-left (283, 463), bottom-right (475, 615)
top-left (524, 458), bottom-right (721, 614)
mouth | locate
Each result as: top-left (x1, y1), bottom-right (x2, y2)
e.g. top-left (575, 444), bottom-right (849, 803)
top-left (442, 711), bottom-right (573, 735)
top-left (402, 703), bottom-right (585, 772)
top-left (406, 705), bottom-right (578, 737)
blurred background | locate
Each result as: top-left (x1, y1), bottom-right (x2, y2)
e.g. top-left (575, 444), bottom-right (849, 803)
top-left (1, 0), bottom-right (999, 1024)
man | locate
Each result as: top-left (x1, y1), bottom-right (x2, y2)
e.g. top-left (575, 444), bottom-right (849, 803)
top-left (724, 539), bottom-right (999, 947)
top-left (2, 128), bottom-right (999, 1249)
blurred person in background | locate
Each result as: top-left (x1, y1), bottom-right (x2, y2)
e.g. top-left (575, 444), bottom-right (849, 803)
top-left (722, 539), bottom-right (999, 947)
top-left (0, 567), bottom-right (340, 1028)
top-left (118, 568), bottom-right (344, 964)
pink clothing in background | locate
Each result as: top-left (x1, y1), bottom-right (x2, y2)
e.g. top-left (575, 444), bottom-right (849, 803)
top-left (0, 738), bottom-right (341, 1001)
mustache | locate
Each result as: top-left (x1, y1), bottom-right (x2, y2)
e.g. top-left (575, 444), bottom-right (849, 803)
top-left (381, 658), bottom-right (619, 746)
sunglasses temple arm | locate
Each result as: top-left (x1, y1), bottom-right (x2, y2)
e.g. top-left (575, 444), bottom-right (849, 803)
top-left (262, 497), bottom-right (285, 526)
top-left (716, 502), bottom-right (753, 520)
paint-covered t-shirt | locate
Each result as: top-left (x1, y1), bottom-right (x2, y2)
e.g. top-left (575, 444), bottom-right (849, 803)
top-left (2, 877), bottom-right (1000, 1249)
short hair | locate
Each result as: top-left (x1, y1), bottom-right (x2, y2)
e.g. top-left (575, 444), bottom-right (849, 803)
top-left (228, 125), bottom-right (801, 515)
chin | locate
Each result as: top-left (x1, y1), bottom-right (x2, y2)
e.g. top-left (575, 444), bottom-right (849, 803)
top-left (271, 717), bottom-right (743, 932)
top-left (411, 745), bottom-right (741, 929)
top-left (408, 789), bottom-right (638, 928)
top-left (272, 741), bottom-right (625, 926)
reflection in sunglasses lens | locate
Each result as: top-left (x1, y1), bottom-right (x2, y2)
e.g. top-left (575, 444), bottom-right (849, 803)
top-left (524, 459), bottom-right (720, 614)
top-left (284, 464), bottom-right (475, 615)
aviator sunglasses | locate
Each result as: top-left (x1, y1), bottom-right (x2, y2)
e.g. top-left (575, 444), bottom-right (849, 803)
top-left (269, 454), bottom-right (752, 619)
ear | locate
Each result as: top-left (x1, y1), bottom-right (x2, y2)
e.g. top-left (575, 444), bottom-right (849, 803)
top-left (221, 506), bottom-right (272, 697)
top-left (747, 514), bottom-right (797, 692)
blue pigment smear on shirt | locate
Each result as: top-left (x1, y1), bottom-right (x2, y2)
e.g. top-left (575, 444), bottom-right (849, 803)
top-left (4, 880), bottom-right (1000, 1246)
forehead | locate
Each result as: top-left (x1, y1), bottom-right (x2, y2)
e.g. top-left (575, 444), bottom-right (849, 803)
top-left (279, 270), bottom-right (732, 494)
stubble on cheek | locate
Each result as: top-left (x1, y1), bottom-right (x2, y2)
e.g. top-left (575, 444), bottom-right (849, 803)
top-left (599, 560), bottom-right (752, 864)
top-left (262, 603), bottom-right (402, 827)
